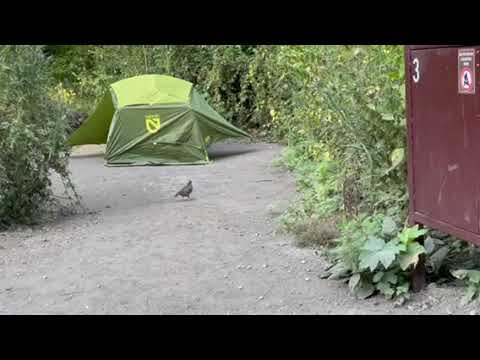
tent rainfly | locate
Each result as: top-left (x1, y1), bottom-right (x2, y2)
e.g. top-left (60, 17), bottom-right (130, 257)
top-left (69, 74), bottom-right (250, 166)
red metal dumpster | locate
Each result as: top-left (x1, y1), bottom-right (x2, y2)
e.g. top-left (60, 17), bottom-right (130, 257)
top-left (406, 45), bottom-right (480, 245)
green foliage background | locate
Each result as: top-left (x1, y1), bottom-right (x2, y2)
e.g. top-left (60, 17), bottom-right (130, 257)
top-left (45, 46), bottom-right (406, 208)
top-left (6, 45), bottom-right (459, 299)
top-left (4, 45), bottom-right (480, 301)
top-left (2, 44), bottom-right (408, 232)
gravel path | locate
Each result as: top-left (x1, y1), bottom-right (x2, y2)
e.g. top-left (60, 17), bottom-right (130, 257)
top-left (0, 142), bottom-right (479, 314)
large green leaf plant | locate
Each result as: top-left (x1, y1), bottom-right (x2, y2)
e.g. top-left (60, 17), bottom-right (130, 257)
top-left (323, 215), bottom-right (427, 300)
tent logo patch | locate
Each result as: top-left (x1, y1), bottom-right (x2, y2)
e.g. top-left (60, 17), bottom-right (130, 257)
top-left (145, 115), bottom-right (161, 134)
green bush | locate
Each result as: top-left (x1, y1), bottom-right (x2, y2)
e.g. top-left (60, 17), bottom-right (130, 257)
top-left (275, 144), bottom-right (342, 233)
top-left (277, 46), bottom-right (407, 216)
top-left (323, 216), bottom-right (427, 300)
top-left (46, 45), bottom-right (296, 131)
top-left (0, 45), bottom-right (77, 228)
top-left (44, 45), bottom-right (95, 88)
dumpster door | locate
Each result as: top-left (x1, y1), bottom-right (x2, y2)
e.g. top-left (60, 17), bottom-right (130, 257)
top-left (409, 47), bottom-right (479, 233)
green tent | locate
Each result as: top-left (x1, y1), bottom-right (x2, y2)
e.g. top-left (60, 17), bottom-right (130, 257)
top-left (69, 74), bottom-right (250, 166)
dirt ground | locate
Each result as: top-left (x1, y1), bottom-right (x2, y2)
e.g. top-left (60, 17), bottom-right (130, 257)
top-left (1, 142), bottom-right (479, 315)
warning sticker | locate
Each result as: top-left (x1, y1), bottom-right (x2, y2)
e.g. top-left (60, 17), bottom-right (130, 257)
top-left (458, 48), bottom-right (476, 94)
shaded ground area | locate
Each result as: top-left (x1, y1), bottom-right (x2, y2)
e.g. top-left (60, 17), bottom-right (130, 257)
top-left (0, 142), bottom-right (478, 314)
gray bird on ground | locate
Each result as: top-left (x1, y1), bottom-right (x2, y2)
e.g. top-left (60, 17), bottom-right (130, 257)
top-left (175, 180), bottom-right (193, 199)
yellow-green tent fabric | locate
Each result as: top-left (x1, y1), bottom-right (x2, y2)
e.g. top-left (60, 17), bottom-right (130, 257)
top-left (69, 75), bottom-right (250, 166)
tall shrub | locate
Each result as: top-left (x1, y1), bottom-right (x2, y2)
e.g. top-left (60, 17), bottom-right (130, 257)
top-left (0, 45), bottom-right (77, 228)
top-left (277, 46), bottom-right (407, 217)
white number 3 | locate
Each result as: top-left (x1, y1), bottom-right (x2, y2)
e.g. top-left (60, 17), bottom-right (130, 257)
top-left (413, 58), bottom-right (420, 83)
